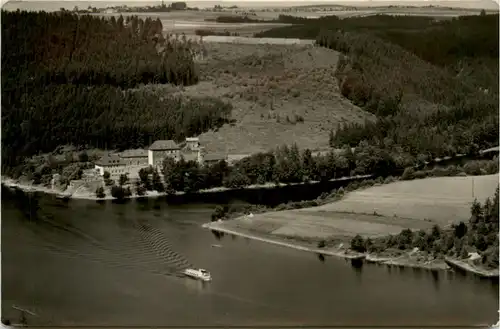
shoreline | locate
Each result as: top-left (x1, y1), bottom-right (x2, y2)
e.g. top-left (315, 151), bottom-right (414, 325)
top-left (202, 221), bottom-right (498, 276)
top-left (5, 175), bottom-right (498, 278)
top-left (0, 174), bottom-right (371, 201)
top-left (202, 222), bottom-right (366, 260)
top-left (444, 257), bottom-right (500, 278)
top-left (1, 178), bottom-right (167, 201)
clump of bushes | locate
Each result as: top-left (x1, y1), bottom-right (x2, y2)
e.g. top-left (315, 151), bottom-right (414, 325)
top-left (95, 186), bottom-right (105, 198)
top-left (111, 185), bottom-right (131, 201)
top-left (211, 203), bottom-right (268, 221)
top-left (350, 234), bottom-right (367, 253)
top-left (400, 160), bottom-right (498, 182)
top-left (211, 205), bottom-right (228, 221)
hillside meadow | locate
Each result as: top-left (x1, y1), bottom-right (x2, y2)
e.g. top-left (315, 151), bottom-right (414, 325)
top-left (167, 41), bottom-right (372, 154)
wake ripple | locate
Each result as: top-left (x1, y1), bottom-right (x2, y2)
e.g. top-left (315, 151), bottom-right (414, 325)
top-left (18, 211), bottom-right (194, 278)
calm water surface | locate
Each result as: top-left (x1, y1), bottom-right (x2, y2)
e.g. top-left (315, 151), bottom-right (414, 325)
top-left (2, 194), bottom-right (498, 326)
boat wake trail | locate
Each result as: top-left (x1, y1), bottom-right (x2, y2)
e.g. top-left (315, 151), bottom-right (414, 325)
top-left (129, 217), bottom-right (194, 273)
top-left (17, 210), bottom-right (194, 278)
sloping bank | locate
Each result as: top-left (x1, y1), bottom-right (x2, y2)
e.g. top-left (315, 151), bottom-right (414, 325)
top-left (202, 221), bottom-right (365, 260)
top-left (203, 220), bottom-right (454, 271)
top-left (444, 258), bottom-right (499, 278)
top-left (202, 220), bottom-right (500, 275)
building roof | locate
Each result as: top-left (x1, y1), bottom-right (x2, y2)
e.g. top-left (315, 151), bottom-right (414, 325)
top-left (119, 149), bottom-right (148, 158)
top-left (186, 137), bottom-right (199, 142)
top-left (95, 153), bottom-right (125, 166)
top-left (204, 153), bottom-right (227, 162)
top-left (149, 140), bottom-right (180, 151)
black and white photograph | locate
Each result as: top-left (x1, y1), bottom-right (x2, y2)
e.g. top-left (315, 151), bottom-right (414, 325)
top-left (1, 0), bottom-right (499, 326)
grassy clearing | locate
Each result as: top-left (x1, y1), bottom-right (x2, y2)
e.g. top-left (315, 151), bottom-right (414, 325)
top-left (172, 42), bottom-right (373, 154)
top-left (315, 174), bottom-right (500, 226)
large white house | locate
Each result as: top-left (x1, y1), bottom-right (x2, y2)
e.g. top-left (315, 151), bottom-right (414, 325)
top-left (94, 153), bottom-right (126, 178)
top-left (118, 149), bottom-right (148, 166)
top-left (91, 137), bottom-right (229, 183)
top-left (148, 140), bottom-right (180, 169)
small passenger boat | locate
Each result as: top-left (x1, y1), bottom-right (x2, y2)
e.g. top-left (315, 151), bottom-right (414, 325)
top-left (182, 268), bottom-right (212, 281)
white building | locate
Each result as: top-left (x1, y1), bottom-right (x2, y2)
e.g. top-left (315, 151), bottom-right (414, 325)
top-left (148, 140), bottom-right (181, 169)
top-left (118, 149), bottom-right (148, 166)
top-left (94, 153), bottom-right (127, 178)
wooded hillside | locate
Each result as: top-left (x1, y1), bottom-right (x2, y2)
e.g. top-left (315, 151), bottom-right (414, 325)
top-left (258, 14), bottom-right (499, 159)
top-left (1, 11), bottom-right (230, 171)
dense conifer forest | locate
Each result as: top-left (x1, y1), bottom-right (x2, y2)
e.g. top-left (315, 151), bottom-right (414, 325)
top-left (257, 14), bottom-right (499, 159)
top-left (1, 10), bottom-right (231, 171)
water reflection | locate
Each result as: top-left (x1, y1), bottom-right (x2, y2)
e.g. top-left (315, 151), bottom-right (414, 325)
top-left (351, 258), bottom-right (363, 282)
top-left (317, 253), bottom-right (325, 263)
top-left (111, 198), bottom-right (129, 205)
top-left (182, 277), bottom-right (211, 293)
top-left (211, 230), bottom-right (223, 240)
top-left (412, 267), bottom-right (423, 279)
top-left (3, 187), bottom-right (41, 221)
top-left (431, 270), bottom-right (441, 291)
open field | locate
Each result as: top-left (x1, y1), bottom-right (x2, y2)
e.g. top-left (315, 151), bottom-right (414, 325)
top-left (162, 42), bottom-right (373, 154)
top-left (95, 11), bottom-right (289, 36)
top-left (91, 6), bottom-right (495, 35)
top-left (209, 174), bottom-right (499, 242)
top-left (252, 8), bottom-right (492, 19)
top-left (314, 174), bottom-right (500, 226)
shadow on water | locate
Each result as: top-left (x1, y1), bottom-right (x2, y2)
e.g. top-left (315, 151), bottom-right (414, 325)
top-left (412, 267), bottom-right (423, 279)
top-left (211, 230), bottom-right (224, 240)
top-left (2, 186), bottom-right (41, 221)
top-left (430, 270), bottom-right (441, 290)
top-left (131, 176), bottom-right (373, 207)
top-left (351, 258), bottom-right (363, 281)
top-left (110, 199), bottom-right (130, 205)
top-left (351, 258), bottom-right (363, 271)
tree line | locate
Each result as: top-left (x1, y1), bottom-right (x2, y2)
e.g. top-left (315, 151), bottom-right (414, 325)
top-left (195, 29), bottom-right (240, 37)
top-left (257, 13), bottom-right (498, 162)
top-left (351, 187), bottom-right (499, 270)
top-left (102, 142), bottom-right (498, 198)
top-left (255, 14), bottom-right (436, 39)
top-left (1, 10), bottom-right (197, 89)
top-left (2, 84), bottom-right (232, 172)
top-left (2, 10), bottom-right (230, 173)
